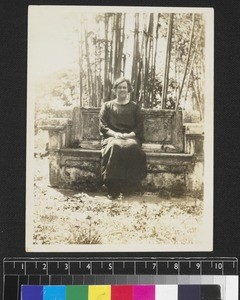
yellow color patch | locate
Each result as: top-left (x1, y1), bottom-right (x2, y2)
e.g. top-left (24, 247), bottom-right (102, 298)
top-left (88, 285), bottom-right (111, 300)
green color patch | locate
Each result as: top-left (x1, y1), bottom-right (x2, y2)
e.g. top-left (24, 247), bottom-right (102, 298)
top-left (66, 285), bottom-right (88, 300)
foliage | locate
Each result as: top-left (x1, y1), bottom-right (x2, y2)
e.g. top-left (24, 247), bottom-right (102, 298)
top-left (67, 223), bottom-right (102, 244)
top-left (35, 12), bottom-right (206, 118)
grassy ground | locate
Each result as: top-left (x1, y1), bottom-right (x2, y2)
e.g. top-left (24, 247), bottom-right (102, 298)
top-left (33, 157), bottom-right (204, 246)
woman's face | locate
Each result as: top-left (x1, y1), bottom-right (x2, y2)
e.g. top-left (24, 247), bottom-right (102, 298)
top-left (116, 81), bottom-right (128, 99)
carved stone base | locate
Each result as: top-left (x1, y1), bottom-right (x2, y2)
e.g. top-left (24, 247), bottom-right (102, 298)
top-left (48, 148), bottom-right (203, 196)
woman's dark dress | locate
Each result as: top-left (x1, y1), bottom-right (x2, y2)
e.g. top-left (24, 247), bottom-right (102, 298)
top-left (99, 99), bottom-right (147, 188)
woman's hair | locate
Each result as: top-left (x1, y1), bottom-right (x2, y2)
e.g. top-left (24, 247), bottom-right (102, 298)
top-left (113, 77), bottom-right (133, 93)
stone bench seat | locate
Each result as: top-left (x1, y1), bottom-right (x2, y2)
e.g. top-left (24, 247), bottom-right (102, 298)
top-left (42, 107), bottom-right (204, 195)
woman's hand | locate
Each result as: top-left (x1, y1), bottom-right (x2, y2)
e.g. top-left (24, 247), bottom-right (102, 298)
top-left (122, 132), bottom-right (136, 139)
top-left (106, 129), bottom-right (124, 139)
top-left (114, 132), bottom-right (124, 139)
top-left (121, 133), bottom-right (129, 139)
top-left (109, 130), bottom-right (136, 139)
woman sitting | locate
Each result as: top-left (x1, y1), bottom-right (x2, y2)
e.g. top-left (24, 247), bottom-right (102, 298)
top-left (99, 77), bottom-right (147, 199)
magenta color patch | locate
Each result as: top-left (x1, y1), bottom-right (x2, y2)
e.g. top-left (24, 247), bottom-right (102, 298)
top-left (133, 285), bottom-right (155, 300)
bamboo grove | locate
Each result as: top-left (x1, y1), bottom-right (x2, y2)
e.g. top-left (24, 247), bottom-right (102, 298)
top-left (77, 13), bottom-right (205, 118)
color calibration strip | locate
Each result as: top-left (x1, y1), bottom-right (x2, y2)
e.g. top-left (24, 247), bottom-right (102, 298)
top-left (22, 284), bottom-right (221, 300)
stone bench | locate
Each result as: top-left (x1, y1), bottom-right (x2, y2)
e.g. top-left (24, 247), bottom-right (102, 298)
top-left (41, 107), bottom-right (204, 195)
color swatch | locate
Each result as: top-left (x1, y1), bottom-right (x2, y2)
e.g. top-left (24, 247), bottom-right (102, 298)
top-left (21, 284), bottom-right (222, 300)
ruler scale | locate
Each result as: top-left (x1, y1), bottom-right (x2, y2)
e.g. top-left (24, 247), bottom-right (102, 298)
top-left (2, 258), bottom-right (238, 300)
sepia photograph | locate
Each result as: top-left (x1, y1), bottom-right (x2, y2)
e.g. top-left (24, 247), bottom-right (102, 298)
top-left (26, 6), bottom-right (213, 252)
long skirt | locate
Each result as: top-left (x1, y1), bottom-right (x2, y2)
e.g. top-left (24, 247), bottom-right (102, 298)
top-left (101, 137), bottom-right (147, 185)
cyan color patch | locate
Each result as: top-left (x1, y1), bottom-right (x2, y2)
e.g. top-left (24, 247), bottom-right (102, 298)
top-left (43, 286), bottom-right (66, 300)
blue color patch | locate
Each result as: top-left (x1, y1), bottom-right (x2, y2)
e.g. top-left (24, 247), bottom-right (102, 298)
top-left (43, 286), bottom-right (66, 300)
top-left (22, 285), bottom-right (43, 300)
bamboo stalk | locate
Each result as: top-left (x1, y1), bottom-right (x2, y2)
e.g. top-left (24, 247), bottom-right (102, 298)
top-left (140, 14), bottom-right (148, 106)
top-left (104, 14), bottom-right (109, 101)
top-left (108, 15), bottom-right (114, 85)
top-left (175, 13), bottom-right (195, 110)
top-left (151, 13), bottom-right (160, 107)
top-left (96, 24), bottom-right (102, 106)
top-left (195, 64), bottom-right (204, 120)
top-left (162, 13), bottom-right (174, 109)
top-left (78, 24), bottom-right (83, 108)
top-left (133, 14), bottom-right (140, 102)
top-left (115, 13), bottom-right (126, 79)
top-left (174, 15), bottom-right (178, 103)
top-left (114, 13), bottom-right (121, 80)
top-left (192, 72), bottom-right (203, 120)
top-left (148, 13), bottom-right (154, 107)
top-left (183, 47), bottom-right (197, 106)
top-left (131, 13), bottom-right (139, 86)
top-left (94, 40), bottom-right (97, 107)
top-left (143, 14), bottom-right (153, 108)
top-left (84, 30), bottom-right (91, 105)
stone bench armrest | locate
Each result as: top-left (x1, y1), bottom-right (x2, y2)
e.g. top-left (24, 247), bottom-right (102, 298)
top-left (184, 123), bottom-right (204, 155)
top-left (40, 118), bottom-right (72, 151)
